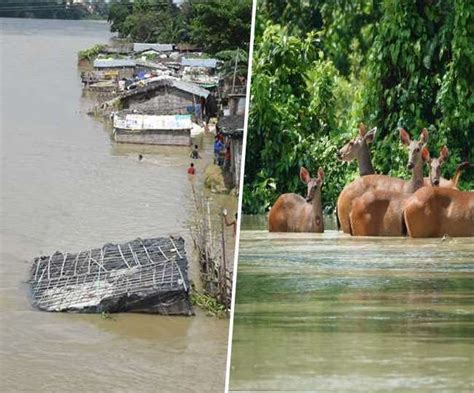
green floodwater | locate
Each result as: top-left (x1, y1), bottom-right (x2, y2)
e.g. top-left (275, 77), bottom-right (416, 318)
top-left (229, 216), bottom-right (474, 392)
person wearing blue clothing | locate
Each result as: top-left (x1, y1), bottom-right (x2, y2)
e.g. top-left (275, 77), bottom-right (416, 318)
top-left (214, 137), bottom-right (224, 165)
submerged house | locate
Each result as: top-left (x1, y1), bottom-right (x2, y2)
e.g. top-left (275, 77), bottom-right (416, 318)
top-left (113, 112), bottom-right (193, 146)
top-left (119, 77), bottom-right (210, 115)
top-left (29, 236), bottom-right (194, 315)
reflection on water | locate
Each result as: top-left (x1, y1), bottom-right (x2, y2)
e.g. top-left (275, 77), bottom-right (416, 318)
top-left (0, 18), bottom-right (228, 392)
top-left (230, 218), bottom-right (474, 391)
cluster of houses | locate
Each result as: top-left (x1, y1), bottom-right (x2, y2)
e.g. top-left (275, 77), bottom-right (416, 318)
top-left (81, 41), bottom-right (246, 189)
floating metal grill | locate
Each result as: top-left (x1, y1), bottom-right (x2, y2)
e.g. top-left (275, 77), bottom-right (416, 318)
top-left (29, 237), bottom-right (193, 315)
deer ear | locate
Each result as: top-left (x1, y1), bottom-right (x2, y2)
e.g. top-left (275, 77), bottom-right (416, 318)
top-left (420, 128), bottom-right (429, 144)
top-left (440, 146), bottom-right (449, 162)
top-left (359, 122), bottom-right (366, 137)
top-left (364, 127), bottom-right (377, 144)
top-left (422, 147), bottom-right (430, 162)
top-left (317, 167), bottom-right (325, 183)
top-left (300, 167), bottom-right (310, 184)
top-left (400, 128), bottom-right (411, 145)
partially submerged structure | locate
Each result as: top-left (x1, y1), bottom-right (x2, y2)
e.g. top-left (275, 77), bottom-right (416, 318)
top-left (29, 237), bottom-right (193, 315)
top-left (117, 77), bottom-right (210, 115)
top-left (113, 112), bottom-right (193, 146)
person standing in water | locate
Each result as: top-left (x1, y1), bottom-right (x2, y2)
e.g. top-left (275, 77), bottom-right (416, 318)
top-left (187, 162), bottom-right (196, 176)
top-left (190, 145), bottom-right (201, 159)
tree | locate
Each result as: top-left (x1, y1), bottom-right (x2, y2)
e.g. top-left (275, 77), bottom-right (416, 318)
top-left (188, 0), bottom-right (252, 53)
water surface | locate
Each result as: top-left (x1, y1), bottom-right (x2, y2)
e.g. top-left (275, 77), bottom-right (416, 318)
top-left (0, 18), bottom-right (228, 392)
top-left (230, 217), bottom-right (474, 392)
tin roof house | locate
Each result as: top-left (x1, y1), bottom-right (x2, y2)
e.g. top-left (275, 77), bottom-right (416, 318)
top-left (181, 58), bottom-right (220, 88)
top-left (119, 77), bottom-right (210, 115)
top-left (133, 43), bottom-right (175, 53)
top-left (93, 58), bottom-right (136, 79)
top-left (111, 78), bottom-right (210, 146)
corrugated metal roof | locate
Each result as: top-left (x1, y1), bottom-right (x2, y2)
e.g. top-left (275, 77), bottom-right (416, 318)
top-left (171, 79), bottom-right (210, 97)
top-left (94, 59), bottom-right (136, 68)
top-left (134, 43), bottom-right (174, 52)
top-left (123, 77), bottom-right (210, 98)
top-left (181, 58), bottom-right (218, 68)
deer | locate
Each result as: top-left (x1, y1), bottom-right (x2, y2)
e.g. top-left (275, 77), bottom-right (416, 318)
top-left (403, 185), bottom-right (474, 238)
top-left (337, 125), bottom-right (453, 188)
top-left (349, 146), bottom-right (431, 236)
top-left (337, 123), bottom-right (377, 176)
top-left (268, 167), bottom-right (324, 232)
top-left (337, 128), bottom-right (429, 234)
top-left (349, 147), bottom-right (468, 236)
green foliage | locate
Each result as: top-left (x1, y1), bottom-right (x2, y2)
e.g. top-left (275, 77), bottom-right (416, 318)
top-left (190, 291), bottom-right (227, 318)
top-left (244, 0), bottom-right (474, 214)
top-left (107, 0), bottom-right (252, 55)
top-left (215, 48), bottom-right (249, 78)
top-left (188, 0), bottom-right (252, 53)
top-left (78, 44), bottom-right (106, 61)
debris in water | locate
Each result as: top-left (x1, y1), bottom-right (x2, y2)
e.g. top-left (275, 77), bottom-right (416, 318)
top-left (29, 237), bottom-right (194, 315)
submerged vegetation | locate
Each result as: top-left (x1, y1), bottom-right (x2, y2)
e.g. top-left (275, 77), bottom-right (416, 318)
top-left (244, 0), bottom-right (474, 214)
top-left (190, 291), bottom-right (227, 318)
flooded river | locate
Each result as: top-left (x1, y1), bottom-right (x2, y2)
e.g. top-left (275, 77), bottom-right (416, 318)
top-left (229, 217), bottom-right (474, 391)
top-left (0, 18), bottom-right (228, 392)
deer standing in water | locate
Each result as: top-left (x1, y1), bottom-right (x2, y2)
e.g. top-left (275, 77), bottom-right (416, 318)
top-left (349, 146), bottom-right (432, 236)
top-left (268, 167), bottom-right (324, 232)
top-left (349, 146), bottom-right (468, 236)
top-left (337, 128), bottom-right (429, 234)
top-left (337, 123), bottom-right (377, 176)
top-left (404, 185), bottom-right (474, 238)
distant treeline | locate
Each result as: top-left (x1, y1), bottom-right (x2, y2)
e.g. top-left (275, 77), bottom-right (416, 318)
top-left (0, 1), bottom-right (109, 20)
top-left (108, 0), bottom-right (252, 54)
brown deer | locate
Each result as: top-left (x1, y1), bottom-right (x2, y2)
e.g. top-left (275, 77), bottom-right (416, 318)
top-left (404, 186), bottom-right (474, 237)
top-left (349, 146), bottom-right (430, 236)
top-left (427, 157), bottom-right (469, 188)
top-left (337, 123), bottom-right (377, 176)
top-left (268, 167), bottom-right (324, 232)
top-left (349, 150), bottom-right (469, 237)
top-left (337, 128), bottom-right (429, 234)
top-left (425, 146), bottom-right (450, 187)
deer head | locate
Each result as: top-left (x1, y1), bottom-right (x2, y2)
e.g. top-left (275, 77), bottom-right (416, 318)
top-left (428, 146), bottom-right (449, 186)
top-left (400, 128), bottom-right (429, 170)
top-left (337, 123), bottom-right (377, 161)
top-left (300, 167), bottom-right (324, 202)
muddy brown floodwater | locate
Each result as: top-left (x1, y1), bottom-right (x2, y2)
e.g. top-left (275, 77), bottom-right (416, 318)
top-left (230, 216), bottom-right (474, 392)
top-left (0, 18), bottom-right (229, 392)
